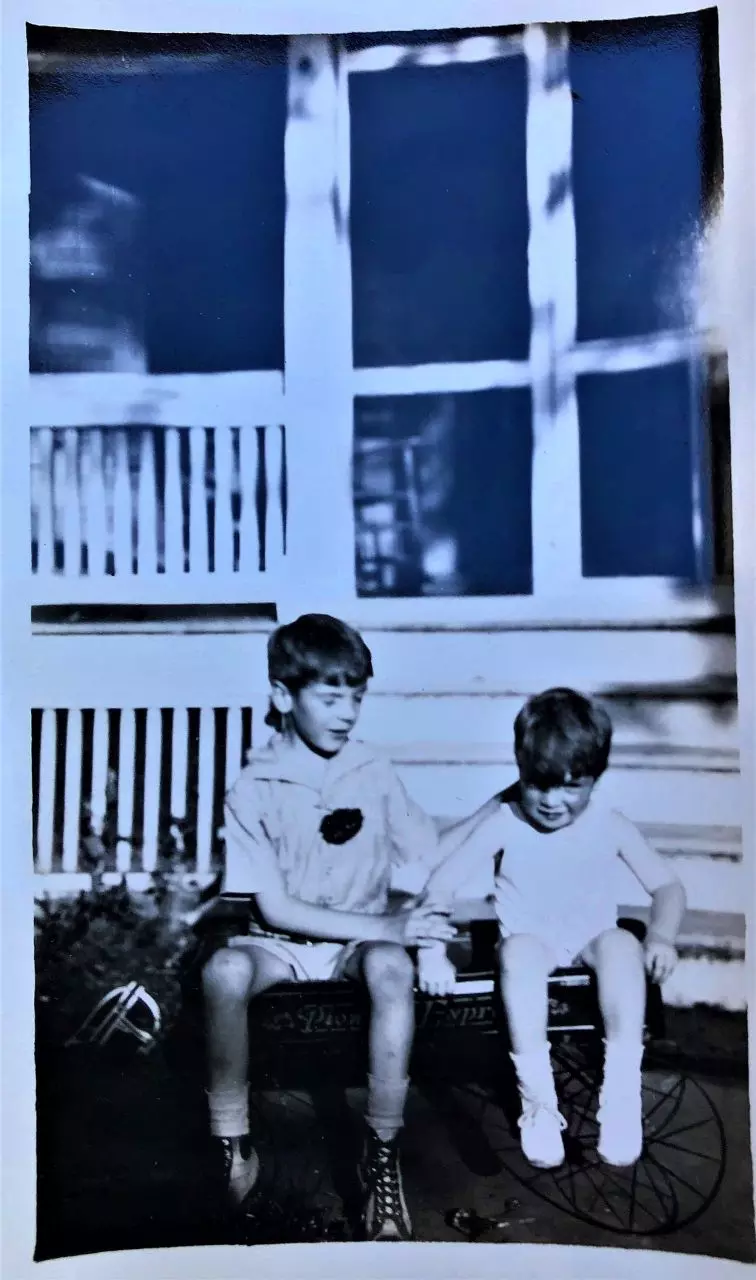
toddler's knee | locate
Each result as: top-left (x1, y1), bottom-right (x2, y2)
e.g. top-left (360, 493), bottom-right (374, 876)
top-left (202, 947), bottom-right (256, 1001)
top-left (594, 926), bottom-right (644, 966)
top-left (362, 942), bottom-right (414, 999)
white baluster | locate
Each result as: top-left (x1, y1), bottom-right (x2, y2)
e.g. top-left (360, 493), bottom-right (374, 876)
top-left (36, 709), bottom-right (56, 873)
top-left (102, 430), bottom-right (117, 576)
top-left (117, 709), bottom-right (136, 871)
top-left (63, 428), bottom-right (80, 577)
top-left (225, 708), bottom-right (243, 790)
top-left (238, 424), bottom-right (258, 576)
top-left (62, 710), bottom-right (83, 872)
top-left (79, 430), bottom-right (105, 579)
top-left (113, 429), bottom-right (132, 577)
top-left (164, 426), bottom-right (184, 576)
top-left (195, 707), bottom-right (215, 876)
top-left (170, 706), bottom-right (188, 821)
top-left (189, 426), bottom-right (208, 576)
top-left (263, 423), bottom-right (285, 573)
top-left (141, 707), bottom-right (161, 872)
top-left (214, 425), bottom-right (234, 578)
top-left (30, 429), bottom-right (51, 575)
top-left (88, 708), bottom-right (109, 838)
top-left (137, 428), bottom-right (158, 577)
top-left (51, 431), bottom-right (66, 572)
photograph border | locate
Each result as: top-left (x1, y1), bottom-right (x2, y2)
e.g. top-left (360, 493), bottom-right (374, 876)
top-left (2, 1), bottom-right (754, 1277)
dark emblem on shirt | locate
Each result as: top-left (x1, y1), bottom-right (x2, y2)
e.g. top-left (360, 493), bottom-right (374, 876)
top-left (319, 808), bottom-right (364, 845)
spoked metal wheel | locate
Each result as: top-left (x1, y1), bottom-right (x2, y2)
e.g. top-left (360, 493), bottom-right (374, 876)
top-left (442, 1042), bottom-right (726, 1237)
top-left (520, 1041), bottom-right (726, 1235)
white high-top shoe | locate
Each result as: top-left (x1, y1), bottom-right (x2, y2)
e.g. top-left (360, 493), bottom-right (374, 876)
top-left (597, 1039), bottom-right (645, 1167)
top-left (511, 1047), bottom-right (567, 1169)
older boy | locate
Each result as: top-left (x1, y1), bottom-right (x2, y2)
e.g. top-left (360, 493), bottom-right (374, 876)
top-left (202, 614), bottom-right (453, 1241)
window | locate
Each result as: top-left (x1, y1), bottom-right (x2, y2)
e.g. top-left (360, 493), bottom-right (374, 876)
top-left (342, 13), bottom-right (724, 612)
top-left (29, 30), bottom-right (286, 375)
top-left (28, 29), bottom-right (288, 604)
top-left (28, 17), bottom-right (730, 622)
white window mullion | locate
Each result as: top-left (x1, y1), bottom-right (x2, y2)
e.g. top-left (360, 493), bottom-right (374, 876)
top-left (524, 25), bottom-right (583, 596)
top-left (279, 37), bottom-right (355, 620)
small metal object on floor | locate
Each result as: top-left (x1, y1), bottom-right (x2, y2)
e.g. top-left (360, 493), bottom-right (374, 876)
top-left (446, 1202), bottom-right (537, 1241)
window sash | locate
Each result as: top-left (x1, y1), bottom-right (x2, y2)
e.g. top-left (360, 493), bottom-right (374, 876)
top-left (28, 26), bottom-right (723, 622)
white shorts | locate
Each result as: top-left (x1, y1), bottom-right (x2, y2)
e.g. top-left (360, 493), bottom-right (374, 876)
top-left (227, 933), bottom-right (362, 983)
top-left (497, 907), bottom-right (619, 971)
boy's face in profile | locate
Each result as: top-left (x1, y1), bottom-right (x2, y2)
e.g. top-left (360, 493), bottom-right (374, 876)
top-left (276, 678), bottom-right (367, 757)
top-left (518, 774), bottom-right (596, 832)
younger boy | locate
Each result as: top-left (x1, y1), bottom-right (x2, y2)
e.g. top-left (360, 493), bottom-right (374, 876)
top-left (202, 614), bottom-right (453, 1241)
top-left (417, 688), bottom-right (686, 1171)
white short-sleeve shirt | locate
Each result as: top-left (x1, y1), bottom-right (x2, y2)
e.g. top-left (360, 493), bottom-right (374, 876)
top-left (222, 736), bottom-right (441, 925)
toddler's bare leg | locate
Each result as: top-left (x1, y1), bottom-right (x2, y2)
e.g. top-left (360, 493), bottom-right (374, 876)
top-left (498, 933), bottom-right (555, 1053)
top-left (583, 926), bottom-right (645, 1042)
top-left (499, 933), bottom-right (565, 1169)
top-left (583, 928), bottom-right (646, 1166)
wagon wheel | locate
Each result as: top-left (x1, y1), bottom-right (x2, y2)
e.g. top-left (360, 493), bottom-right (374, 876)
top-left (446, 1039), bottom-right (726, 1237)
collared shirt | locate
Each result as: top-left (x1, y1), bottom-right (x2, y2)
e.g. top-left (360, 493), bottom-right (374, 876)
top-left (222, 736), bottom-right (440, 919)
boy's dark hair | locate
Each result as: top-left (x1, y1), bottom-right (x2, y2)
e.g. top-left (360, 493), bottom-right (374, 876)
top-left (514, 687), bottom-right (613, 786)
top-left (265, 614), bottom-right (374, 729)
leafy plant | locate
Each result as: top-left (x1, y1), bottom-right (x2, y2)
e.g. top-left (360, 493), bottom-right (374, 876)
top-left (35, 813), bottom-right (218, 1050)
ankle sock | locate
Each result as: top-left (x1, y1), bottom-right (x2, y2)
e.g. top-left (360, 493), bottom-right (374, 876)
top-left (207, 1086), bottom-right (249, 1139)
top-left (365, 1073), bottom-right (410, 1142)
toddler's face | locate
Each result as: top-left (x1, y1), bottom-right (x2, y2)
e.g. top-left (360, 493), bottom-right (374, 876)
top-left (518, 775), bottom-right (596, 832)
top-left (288, 679), bottom-right (367, 756)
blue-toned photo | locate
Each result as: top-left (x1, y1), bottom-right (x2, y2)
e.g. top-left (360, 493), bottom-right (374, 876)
top-left (27, 13), bottom-right (750, 1264)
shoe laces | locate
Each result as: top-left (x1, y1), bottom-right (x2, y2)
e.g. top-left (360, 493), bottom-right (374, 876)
top-left (520, 1097), bottom-right (567, 1132)
top-left (366, 1136), bottom-right (403, 1222)
top-left (220, 1135), bottom-right (253, 1173)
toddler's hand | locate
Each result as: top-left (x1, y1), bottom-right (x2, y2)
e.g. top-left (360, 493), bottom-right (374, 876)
top-left (417, 944), bottom-right (458, 996)
top-left (388, 901), bottom-right (456, 948)
top-left (644, 937), bottom-right (678, 983)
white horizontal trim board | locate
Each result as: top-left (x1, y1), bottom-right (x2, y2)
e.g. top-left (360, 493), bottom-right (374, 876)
top-left (358, 693), bottom-right (739, 757)
top-left (395, 759), bottom-right (741, 830)
top-left (29, 371), bottom-right (284, 429)
top-left (345, 32), bottom-right (524, 75)
top-left (27, 628), bottom-right (736, 725)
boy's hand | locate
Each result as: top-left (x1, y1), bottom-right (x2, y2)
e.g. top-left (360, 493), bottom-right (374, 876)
top-left (417, 945), bottom-right (458, 996)
top-left (387, 902), bottom-right (456, 947)
top-left (644, 937), bottom-right (678, 984)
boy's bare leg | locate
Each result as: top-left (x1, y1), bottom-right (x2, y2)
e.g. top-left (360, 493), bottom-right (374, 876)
top-left (358, 941), bottom-right (415, 1138)
top-left (582, 927), bottom-right (646, 1166)
top-left (353, 941), bottom-right (416, 1240)
top-left (202, 944), bottom-right (295, 1204)
top-left (498, 934), bottom-right (566, 1170)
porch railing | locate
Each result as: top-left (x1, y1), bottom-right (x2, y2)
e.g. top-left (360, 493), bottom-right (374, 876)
top-left (32, 705), bottom-right (255, 878)
top-left (30, 423), bottom-right (287, 600)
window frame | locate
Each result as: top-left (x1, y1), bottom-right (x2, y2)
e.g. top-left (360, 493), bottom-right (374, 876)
top-left (28, 26), bottom-right (730, 625)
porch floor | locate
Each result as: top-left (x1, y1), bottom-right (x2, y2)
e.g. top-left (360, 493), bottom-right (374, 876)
top-left (35, 1006), bottom-right (753, 1263)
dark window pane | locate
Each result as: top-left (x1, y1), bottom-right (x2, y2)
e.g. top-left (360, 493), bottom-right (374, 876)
top-left (571, 13), bottom-right (709, 341)
top-left (350, 56), bottom-right (530, 367)
top-left (354, 390), bottom-right (532, 597)
top-left (578, 363), bottom-right (700, 579)
top-left (29, 36), bottom-right (286, 374)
